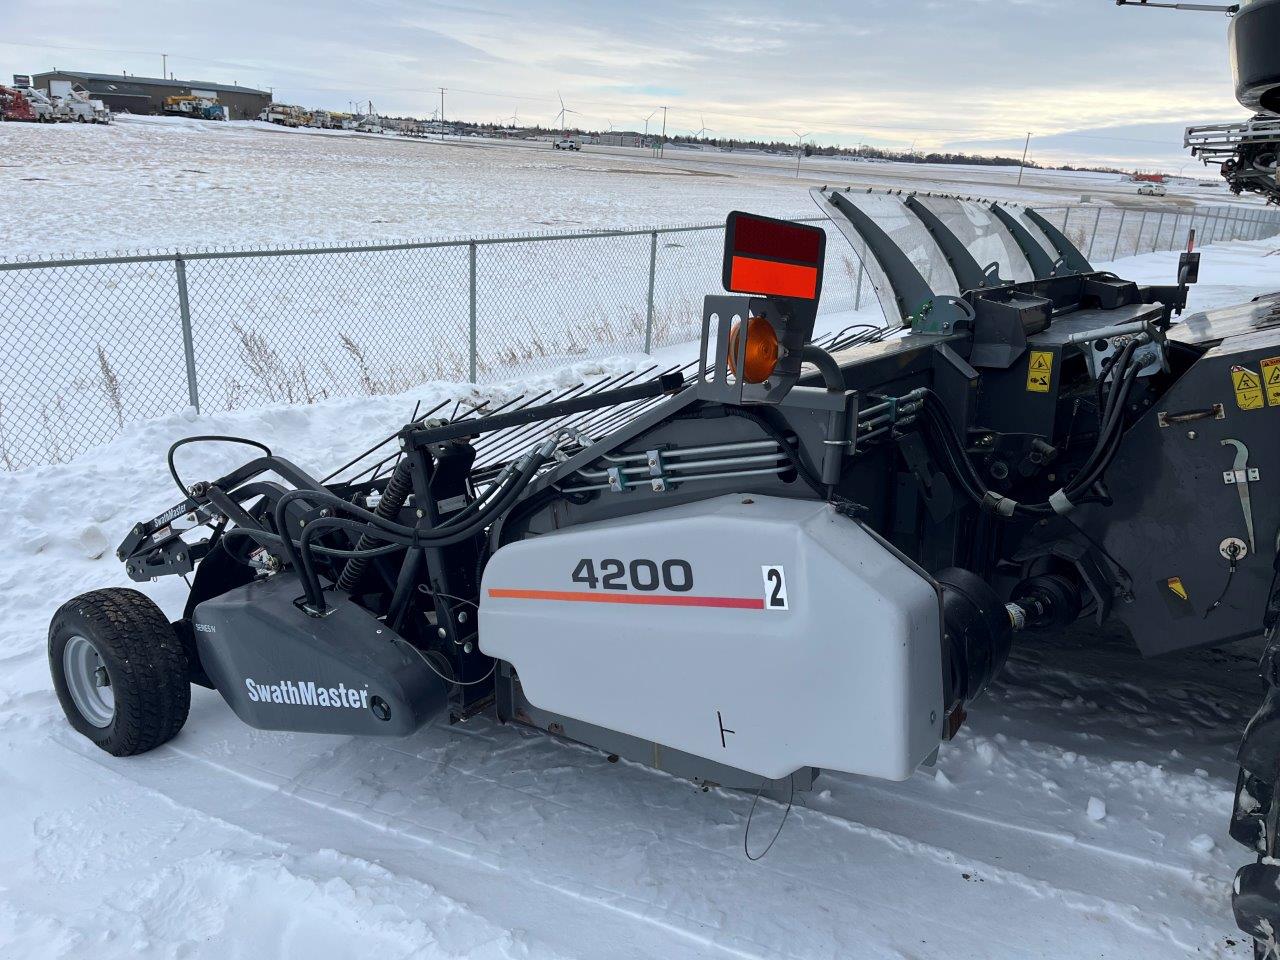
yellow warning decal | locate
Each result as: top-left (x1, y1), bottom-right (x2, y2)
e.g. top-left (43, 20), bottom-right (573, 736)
top-left (1232, 366), bottom-right (1265, 411)
top-left (1166, 577), bottom-right (1189, 601)
top-left (1263, 357), bottom-right (1280, 407)
top-left (1026, 350), bottom-right (1054, 394)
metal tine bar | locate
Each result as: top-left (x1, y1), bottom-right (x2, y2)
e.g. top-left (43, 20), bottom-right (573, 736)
top-left (471, 381), bottom-right (595, 455)
top-left (819, 325), bottom-right (882, 353)
top-left (374, 399), bottom-right (425, 483)
top-left (472, 380), bottom-right (604, 465)
top-left (476, 356), bottom-right (694, 474)
top-left (830, 329), bottom-right (889, 353)
top-left (569, 364), bottom-right (691, 441)
top-left (343, 450), bottom-right (404, 486)
top-left (477, 364), bottom-right (664, 462)
top-left (456, 393), bottom-right (525, 424)
top-left (466, 389), bottom-right (569, 467)
top-left (474, 386), bottom-right (626, 471)
top-left (474, 372), bottom-right (668, 474)
top-left (478, 379), bottom-right (661, 469)
top-left (450, 399), bottom-right (492, 422)
top-left (322, 398), bottom-right (451, 483)
top-left (553, 393), bottom-right (691, 465)
top-left (555, 362), bottom-right (691, 441)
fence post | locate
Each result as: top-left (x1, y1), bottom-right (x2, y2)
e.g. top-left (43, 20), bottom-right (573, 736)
top-left (1087, 206), bottom-right (1103, 261)
top-left (855, 259), bottom-right (864, 311)
top-left (644, 231), bottom-right (657, 354)
top-left (1135, 211), bottom-right (1148, 256)
top-left (468, 241), bottom-right (478, 383)
top-left (1153, 211), bottom-right (1165, 253)
top-left (1111, 209), bottom-right (1127, 262)
top-left (1061, 206), bottom-right (1071, 231)
top-left (174, 256), bottom-right (200, 414)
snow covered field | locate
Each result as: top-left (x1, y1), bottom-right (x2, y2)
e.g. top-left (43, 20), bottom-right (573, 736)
top-left (3, 112), bottom-right (1280, 959)
top-left (1, 236), bottom-right (1278, 959)
top-left (0, 115), bottom-right (1266, 259)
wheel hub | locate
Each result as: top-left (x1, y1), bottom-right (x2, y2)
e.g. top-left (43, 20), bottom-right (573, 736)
top-left (63, 635), bottom-right (115, 728)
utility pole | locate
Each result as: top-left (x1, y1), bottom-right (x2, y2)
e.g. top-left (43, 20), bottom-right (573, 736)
top-left (1017, 132), bottom-right (1032, 186)
top-left (161, 53), bottom-right (168, 79)
top-left (658, 106), bottom-right (668, 158)
top-left (438, 87), bottom-right (446, 141)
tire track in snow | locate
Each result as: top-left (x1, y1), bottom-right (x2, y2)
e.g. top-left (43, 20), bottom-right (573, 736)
top-left (88, 705), bottom-right (1235, 959)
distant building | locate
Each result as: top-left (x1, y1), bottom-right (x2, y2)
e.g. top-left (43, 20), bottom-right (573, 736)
top-left (31, 71), bottom-right (270, 120)
top-left (597, 133), bottom-right (648, 149)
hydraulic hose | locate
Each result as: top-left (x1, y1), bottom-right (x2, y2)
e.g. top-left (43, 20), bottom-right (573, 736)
top-left (252, 439), bottom-right (555, 614)
top-left (337, 458), bottom-right (414, 592)
top-left (916, 337), bottom-right (1144, 520)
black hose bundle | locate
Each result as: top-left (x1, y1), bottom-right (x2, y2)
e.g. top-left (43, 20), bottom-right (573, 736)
top-left (918, 338), bottom-right (1145, 520)
top-left (336, 458), bottom-right (414, 592)
top-left (225, 439), bottom-right (558, 614)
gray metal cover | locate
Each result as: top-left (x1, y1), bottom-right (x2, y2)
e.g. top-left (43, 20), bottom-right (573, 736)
top-left (479, 494), bottom-right (945, 781)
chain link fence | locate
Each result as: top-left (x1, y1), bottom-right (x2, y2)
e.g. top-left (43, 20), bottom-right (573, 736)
top-left (1, 201), bottom-right (1277, 471)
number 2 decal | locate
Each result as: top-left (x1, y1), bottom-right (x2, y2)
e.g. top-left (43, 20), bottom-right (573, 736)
top-left (762, 566), bottom-right (788, 611)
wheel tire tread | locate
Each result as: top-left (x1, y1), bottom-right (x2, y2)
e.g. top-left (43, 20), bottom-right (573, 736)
top-left (49, 588), bottom-right (190, 756)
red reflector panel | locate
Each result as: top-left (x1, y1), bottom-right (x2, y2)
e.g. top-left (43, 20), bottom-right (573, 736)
top-left (731, 214), bottom-right (823, 265)
top-left (722, 211), bottom-right (825, 300)
top-left (729, 256), bottom-right (819, 300)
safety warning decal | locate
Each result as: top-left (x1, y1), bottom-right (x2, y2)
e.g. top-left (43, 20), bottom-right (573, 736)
top-left (1026, 350), bottom-right (1054, 394)
top-left (1262, 357), bottom-right (1280, 407)
top-left (1161, 576), bottom-right (1193, 619)
top-left (1231, 366), bottom-right (1265, 411)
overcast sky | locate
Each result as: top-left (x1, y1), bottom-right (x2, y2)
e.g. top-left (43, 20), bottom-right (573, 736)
top-left (2, 0), bottom-right (1248, 169)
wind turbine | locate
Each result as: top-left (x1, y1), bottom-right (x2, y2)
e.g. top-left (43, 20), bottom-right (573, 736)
top-left (692, 114), bottom-right (713, 139)
top-left (553, 91), bottom-right (579, 130)
top-left (643, 109), bottom-right (657, 137)
top-left (792, 130), bottom-right (814, 178)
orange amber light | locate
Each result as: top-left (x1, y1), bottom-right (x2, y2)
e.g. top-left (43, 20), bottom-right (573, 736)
top-left (728, 316), bottom-right (779, 384)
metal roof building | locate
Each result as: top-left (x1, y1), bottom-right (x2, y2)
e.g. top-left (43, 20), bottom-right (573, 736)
top-left (31, 71), bottom-right (271, 120)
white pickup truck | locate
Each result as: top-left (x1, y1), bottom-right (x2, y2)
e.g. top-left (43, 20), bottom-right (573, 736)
top-left (553, 137), bottom-right (580, 151)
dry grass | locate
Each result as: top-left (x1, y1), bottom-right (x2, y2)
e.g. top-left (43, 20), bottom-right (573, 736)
top-left (96, 345), bottom-right (125, 429)
top-left (229, 323), bottom-right (329, 405)
top-left (0, 401), bottom-right (14, 471)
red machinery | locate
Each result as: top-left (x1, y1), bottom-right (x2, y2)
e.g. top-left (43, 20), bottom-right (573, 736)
top-left (0, 86), bottom-right (36, 122)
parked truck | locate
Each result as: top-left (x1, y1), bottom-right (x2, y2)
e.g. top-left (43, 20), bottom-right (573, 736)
top-left (258, 104), bottom-right (306, 127)
top-left (164, 95), bottom-right (222, 121)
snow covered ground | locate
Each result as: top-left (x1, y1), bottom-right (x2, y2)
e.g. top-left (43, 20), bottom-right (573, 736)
top-left (0, 115), bottom-right (1267, 259)
top-left (2, 235), bottom-right (1278, 959)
